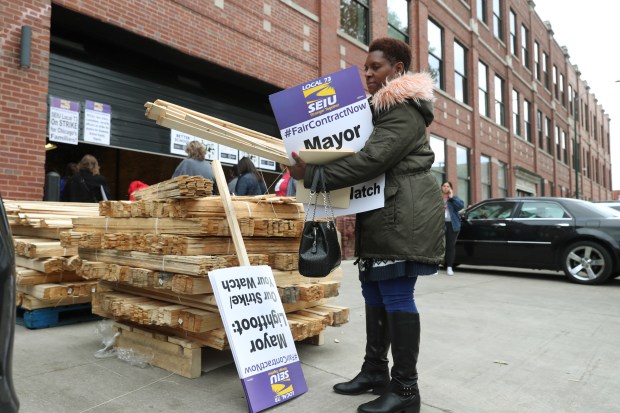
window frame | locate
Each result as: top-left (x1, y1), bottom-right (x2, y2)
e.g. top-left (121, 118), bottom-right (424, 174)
top-left (457, 145), bottom-right (471, 207)
top-left (454, 40), bottom-right (469, 104)
top-left (428, 18), bottom-right (445, 90)
top-left (509, 9), bottom-right (518, 56)
top-left (523, 99), bottom-right (532, 143)
top-left (498, 161), bottom-right (508, 197)
top-left (534, 41), bottom-right (540, 80)
top-left (512, 89), bottom-right (521, 136)
top-left (521, 25), bottom-right (529, 68)
top-left (477, 0), bottom-right (487, 24)
top-left (430, 135), bottom-right (446, 184)
top-left (478, 60), bottom-right (489, 116)
top-left (494, 74), bottom-right (505, 127)
top-left (340, 0), bottom-right (370, 45)
top-left (480, 154), bottom-right (492, 200)
top-left (387, 0), bottom-right (410, 44)
top-left (537, 110), bottom-right (544, 150)
top-left (492, 0), bottom-right (504, 40)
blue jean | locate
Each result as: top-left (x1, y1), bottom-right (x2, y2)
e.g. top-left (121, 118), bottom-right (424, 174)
top-left (361, 276), bottom-right (418, 313)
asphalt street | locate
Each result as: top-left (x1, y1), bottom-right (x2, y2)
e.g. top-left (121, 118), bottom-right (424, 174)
top-left (11, 260), bottom-right (620, 413)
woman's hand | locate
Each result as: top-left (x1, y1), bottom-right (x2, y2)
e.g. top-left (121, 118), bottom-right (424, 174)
top-left (288, 152), bottom-right (307, 180)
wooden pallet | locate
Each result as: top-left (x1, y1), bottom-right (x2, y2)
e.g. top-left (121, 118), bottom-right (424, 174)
top-left (16, 303), bottom-right (101, 329)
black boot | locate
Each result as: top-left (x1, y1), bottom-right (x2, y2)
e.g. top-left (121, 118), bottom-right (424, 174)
top-left (0, 195), bottom-right (19, 413)
top-left (358, 312), bottom-right (421, 413)
top-left (333, 305), bottom-right (390, 395)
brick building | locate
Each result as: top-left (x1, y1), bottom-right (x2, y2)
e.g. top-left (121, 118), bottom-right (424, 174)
top-left (0, 0), bottom-right (613, 210)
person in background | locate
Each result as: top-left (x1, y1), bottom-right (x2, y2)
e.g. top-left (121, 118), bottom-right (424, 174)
top-left (128, 180), bottom-right (149, 201)
top-left (235, 157), bottom-right (267, 196)
top-left (441, 181), bottom-right (464, 276)
top-left (289, 37), bottom-right (444, 413)
top-left (59, 162), bottom-right (78, 196)
top-left (286, 172), bottom-right (297, 197)
top-left (227, 164), bottom-right (240, 195)
top-left (274, 163), bottom-right (291, 196)
top-left (63, 154), bottom-right (111, 202)
top-left (172, 140), bottom-right (214, 181)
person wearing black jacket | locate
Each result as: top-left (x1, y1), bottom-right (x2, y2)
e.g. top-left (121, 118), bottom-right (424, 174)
top-left (62, 154), bottom-right (111, 202)
top-left (0, 194), bottom-right (19, 412)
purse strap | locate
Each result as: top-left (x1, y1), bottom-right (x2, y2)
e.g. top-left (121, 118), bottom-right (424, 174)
top-left (305, 166), bottom-right (336, 224)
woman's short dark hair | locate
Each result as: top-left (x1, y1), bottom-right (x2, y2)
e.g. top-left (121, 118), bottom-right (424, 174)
top-left (369, 37), bottom-right (411, 72)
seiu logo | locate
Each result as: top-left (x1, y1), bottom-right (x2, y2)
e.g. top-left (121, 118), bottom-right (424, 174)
top-left (303, 79), bottom-right (337, 114)
top-left (307, 95), bottom-right (337, 112)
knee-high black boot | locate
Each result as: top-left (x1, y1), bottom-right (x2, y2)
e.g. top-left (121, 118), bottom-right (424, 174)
top-left (358, 312), bottom-right (421, 413)
top-left (333, 305), bottom-right (390, 395)
top-left (0, 196), bottom-right (20, 413)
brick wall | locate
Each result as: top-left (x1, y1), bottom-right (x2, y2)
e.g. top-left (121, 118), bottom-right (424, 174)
top-left (0, 1), bottom-right (51, 200)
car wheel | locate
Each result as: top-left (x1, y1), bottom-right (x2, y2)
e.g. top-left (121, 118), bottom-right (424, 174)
top-left (562, 241), bottom-right (613, 285)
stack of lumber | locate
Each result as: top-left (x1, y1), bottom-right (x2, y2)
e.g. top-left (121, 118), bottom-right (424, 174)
top-left (67, 188), bottom-right (349, 375)
top-left (2, 200), bottom-right (102, 311)
top-left (131, 175), bottom-right (213, 200)
top-left (145, 100), bottom-right (289, 166)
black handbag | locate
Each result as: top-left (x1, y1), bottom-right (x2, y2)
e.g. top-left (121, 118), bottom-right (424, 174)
top-left (298, 166), bottom-right (341, 277)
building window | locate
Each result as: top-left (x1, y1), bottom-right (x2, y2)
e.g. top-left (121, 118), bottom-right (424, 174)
top-left (521, 25), bottom-right (529, 68)
top-left (492, 0), bottom-right (503, 40)
top-left (542, 52), bottom-right (549, 89)
top-left (555, 125), bottom-right (561, 159)
top-left (562, 129), bottom-right (567, 163)
top-left (594, 115), bottom-right (598, 140)
top-left (537, 110), bottom-right (544, 150)
top-left (512, 89), bottom-right (520, 136)
top-left (494, 74), bottom-right (505, 126)
top-left (568, 85), bottom-right (573, 114)
top-left (553, 65), bottom-right (559, 99)
top-left (478, 61), bottom-right (489, 116)
top-left (388, 0), bottom-right (409, 43)
top-left (481, 155), bottom-right (492, 200)
top-left (545, 117), bottom-right (552, 155)
top-left (340, 0), bottom-right (370, 44)
top-left (428, 19), bottom-right (444, 90)
top-left (534, 41), bottom-right (540, 81)
top-left (430, 135), bottom-right (445, 184)
top-left (477, 0), bottom-right (487, 24)
top-left (560, 74), bottom-right (565, 107)
top-left (509, 9), bottom-right (517, 55)
top-left (454, 41), bottom-right (468, 104)
top-left (457, 145), bottom-right (470, 207)
top-left (523, 99), bottom-right (531, 143)
top-left (498, 161), bottom-right (508, 197)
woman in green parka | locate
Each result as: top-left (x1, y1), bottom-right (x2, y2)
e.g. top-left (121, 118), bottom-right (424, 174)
top-left (290, 37), bottom-right (444, 413)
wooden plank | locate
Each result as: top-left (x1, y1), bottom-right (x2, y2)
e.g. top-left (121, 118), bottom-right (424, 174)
top-left (15, 256), bottom-right (65, 273)
top-left (16, 292), bottom-right (94, 310)
top-left (212, 160), bottom-right (249, 266)
top-left (15, 267), bottom-right (83, 285)
top-left (78, 249), bottom-right (268, 276)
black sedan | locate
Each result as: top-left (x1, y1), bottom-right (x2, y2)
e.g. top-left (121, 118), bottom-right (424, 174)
top-left (454, 197), bottom-right (620, 284)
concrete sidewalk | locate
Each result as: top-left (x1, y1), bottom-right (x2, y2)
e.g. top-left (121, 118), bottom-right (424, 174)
top-left (12, 261), bottom-right (620, 412)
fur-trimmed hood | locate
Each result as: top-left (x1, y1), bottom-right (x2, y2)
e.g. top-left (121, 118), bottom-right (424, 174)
top-left (370, 72), bottom-right (435, 126)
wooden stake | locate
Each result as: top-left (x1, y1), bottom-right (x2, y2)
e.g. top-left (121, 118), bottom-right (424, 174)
top-left (211, 160), bottom-right (250, 266)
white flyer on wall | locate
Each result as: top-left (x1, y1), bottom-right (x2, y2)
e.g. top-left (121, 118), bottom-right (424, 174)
top-left (83, 100), bottom-right (111, 145)
top-left (48, 97), bottom-right (80, 145)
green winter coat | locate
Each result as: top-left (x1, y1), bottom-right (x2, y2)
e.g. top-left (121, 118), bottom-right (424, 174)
top-left (303, 72), bottom-right (445, 264)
